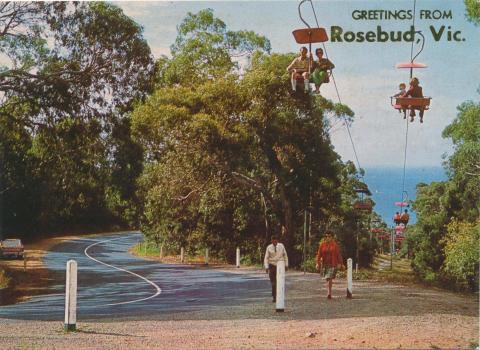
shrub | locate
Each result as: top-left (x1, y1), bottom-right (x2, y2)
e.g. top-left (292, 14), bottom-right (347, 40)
top-left (0, 269), bottom-right (10, 289)
top-left (441, 219), bottom-right (479, 291)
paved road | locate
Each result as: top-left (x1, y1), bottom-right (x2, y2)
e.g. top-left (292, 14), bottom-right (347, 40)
top-left (0, 232), bottom-right (271, 320)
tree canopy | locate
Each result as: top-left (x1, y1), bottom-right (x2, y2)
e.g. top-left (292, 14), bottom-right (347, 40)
top-left (408, 97), bottom-right (479, 290)
top-left (1, 5), bottom-right (378, 269)
top-left (132, 9), bottom-right (374, 265)
top-left (0, 2), bottom-right (153, 237)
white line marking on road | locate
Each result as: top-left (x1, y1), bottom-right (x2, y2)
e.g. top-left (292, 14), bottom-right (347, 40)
top-left (84, 236), bottom-right (161, 306)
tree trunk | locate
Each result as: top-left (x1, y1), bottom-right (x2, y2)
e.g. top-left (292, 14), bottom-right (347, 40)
top-left (277, 183), bottom-right (296, 263)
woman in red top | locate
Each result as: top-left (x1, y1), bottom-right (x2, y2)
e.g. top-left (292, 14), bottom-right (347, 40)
top-left (316, 231), bottom-right (344, 299)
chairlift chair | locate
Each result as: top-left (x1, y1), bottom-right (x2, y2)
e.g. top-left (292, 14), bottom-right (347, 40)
top-left (390, 31), bottom-right (432, 120)
top-left (291, 0), bottom-right (329, 93)
top-left (353, 186), bottom-right (373, 212)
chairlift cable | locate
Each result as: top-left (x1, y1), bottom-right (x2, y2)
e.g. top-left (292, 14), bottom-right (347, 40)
top-left (399, 0), bottom-right (417, 212)
top-left (401, 118), bottom-right (410, 209)
top-left (409, 0), bottom-right (417, 77)
top-left (307, 0), bottom-right (365, 179)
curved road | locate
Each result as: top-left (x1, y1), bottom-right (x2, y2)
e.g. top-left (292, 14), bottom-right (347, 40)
top-left (0, 232), bottom-right (271, 320)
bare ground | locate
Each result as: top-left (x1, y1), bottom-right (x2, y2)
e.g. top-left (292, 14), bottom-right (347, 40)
top-left (0, 235), bottom-right (478, 349)
top-left (0, 269), bottom-right (478, 349)
top-left (0, 236), bottom-right (62, 305)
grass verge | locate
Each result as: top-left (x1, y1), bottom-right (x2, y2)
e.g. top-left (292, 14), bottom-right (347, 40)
top-left (0, 268), bottom-right (11, 289)
top-left (131, 242), bottom-right (228, 265)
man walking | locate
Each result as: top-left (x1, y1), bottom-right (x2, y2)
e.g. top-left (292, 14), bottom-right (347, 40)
top-left (264, 235), bottom-right (289, 302)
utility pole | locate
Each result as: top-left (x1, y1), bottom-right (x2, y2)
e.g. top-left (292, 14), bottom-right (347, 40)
top-left (303, 209), bottom-right (307, 275)
top-left (390, 227), bottom-right (394, 270)
top-left (356, 220), bottom-right (360, 273)
top-left (260, 193), bottom-right (269, 243)
top-left (0, 146), bottom-right (3, 241)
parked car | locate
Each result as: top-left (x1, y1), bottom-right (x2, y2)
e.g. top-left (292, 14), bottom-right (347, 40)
top-left (0, 239), bottom-right (25, 259)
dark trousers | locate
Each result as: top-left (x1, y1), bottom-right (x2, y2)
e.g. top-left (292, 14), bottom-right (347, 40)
top-left (268, 264), bottom-right (277, 299)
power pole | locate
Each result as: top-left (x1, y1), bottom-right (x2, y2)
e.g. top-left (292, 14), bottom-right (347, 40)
top-left (0, 146), bottom-right (3, 241)
top-left (356, 220), bottom-right (360, 273)
top-left (390, 227), bottom-right (394, 270)
top-left (303, 209), bottom-right (307, 275)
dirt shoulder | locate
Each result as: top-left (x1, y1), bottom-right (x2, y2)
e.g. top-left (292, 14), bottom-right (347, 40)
top-left (0, 236), bottom-right (65, 305)
top-left (0, 275), bottom-right (477, 349)
top-left (0, 237), bottom-right (478, 349)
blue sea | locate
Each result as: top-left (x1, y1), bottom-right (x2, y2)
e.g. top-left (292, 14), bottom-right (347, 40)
top-left (363, 167), bottom-right (447, 226)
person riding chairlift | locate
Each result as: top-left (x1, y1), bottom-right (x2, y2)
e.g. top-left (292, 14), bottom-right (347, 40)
top-left (402, 77), bottom-right (425, 123)
top-left (394, 211), bottom-right (402, 225)
top-left (287, 46), bottom-right (310, 93)
top-left (311, 48), bottom-right (334, 94)
top-left (400, 209), bottom-right (410, 225)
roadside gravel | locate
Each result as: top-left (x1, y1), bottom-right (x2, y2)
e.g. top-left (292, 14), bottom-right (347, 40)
top-left (0, 269), bottom-right (478, 349)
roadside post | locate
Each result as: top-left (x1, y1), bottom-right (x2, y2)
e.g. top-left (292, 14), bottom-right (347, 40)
top-left (205, 248), bottom-right (209, 265)
top-left (64, 260), bottom-right (77, 332)
top-left (23, 253), bottom-right (27, 272)
top-left (391, 228), bottom-right (394, 270)
top-left (276, 260), bottom-right (285, 312)
top-left (160, 244), bottom-right (163, 259)
top-left (347, 258), bottom-right (353, 298)
top-left (236, 247), bottom-right (240, 268)
top-left (181, 247), bottom-right (185, 263)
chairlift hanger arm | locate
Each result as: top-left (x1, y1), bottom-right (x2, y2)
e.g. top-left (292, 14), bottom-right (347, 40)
top-left (298, 0), bottom-right (312, 29)
top-left (411, 31), bottom-right (425, 63)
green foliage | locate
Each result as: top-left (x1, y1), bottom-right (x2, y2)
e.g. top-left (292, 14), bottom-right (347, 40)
top-left (0, 2), bottom-right (154, 237)
top-left (300, 256), bottom-right (318, 273)
top-left (442, 101), bottom-right (480, 221)
top-left (464, 0), bottom-right (480, 25)
top-left (30, 118), bottom-right (110, 230)
top-left (133, 10), bottom-right (375, 267)
top-left (157, 8), bottom-right (270, 87)
top-left (0, 2), bottom-right (154, 123)
top-left (442, 220), bottom-right (479, 290)
top-left (0, 268), bottom-right (10, 289)
top-left (410, 95), bottom-right (479, 290)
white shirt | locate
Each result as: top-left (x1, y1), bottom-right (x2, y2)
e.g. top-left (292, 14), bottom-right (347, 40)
top-left (264, 243), bottom-right (289, 269)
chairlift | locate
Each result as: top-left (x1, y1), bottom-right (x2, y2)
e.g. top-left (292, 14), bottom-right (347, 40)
top-left (371, 228), bottom-right (386, 234)
top-left (354, 201), bottom-right (373, 211)
top-left (353, 186), bottom-right (372, 212)
top-left (390, 31), bottom-right (432, 121)
top-left (291, 0), bottom-right (329, 93)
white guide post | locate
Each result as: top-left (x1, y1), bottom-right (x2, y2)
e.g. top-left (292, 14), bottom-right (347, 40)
top-left (347, 258), bottom-right (353, 299)
top-left (181, 247), bottom-right (185, 263)
top-left (64, 260), bottom-right (77, 331)
top-left (160, 244), bottom-right (163, 259)
top-left (205, 248), bottom-right (209, 265)
top-left (276, 260), bottom-right (285, 312)
top-left (355, 262), bottom-right (358, 274)
top-left (236, 247), bottom-right (240, 268)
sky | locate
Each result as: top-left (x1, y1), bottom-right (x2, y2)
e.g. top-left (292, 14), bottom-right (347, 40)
top-left (114, 0), bottom-right (480, 169)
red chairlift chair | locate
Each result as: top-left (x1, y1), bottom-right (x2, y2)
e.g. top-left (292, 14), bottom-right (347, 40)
top-left (291, 0), bottom-right (329, 93)
top-left (353, 187), bottom-right (373, 212)
top-left (390, 32), bottom-right (432, 121)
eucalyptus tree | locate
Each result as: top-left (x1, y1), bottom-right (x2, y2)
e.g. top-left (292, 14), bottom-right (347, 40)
top-left (133, 9), bottom-right (367, 263)
top-left (409, 98), bottom-right (479, 288)
top-left (0, 2), bottom-right (154, 235)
